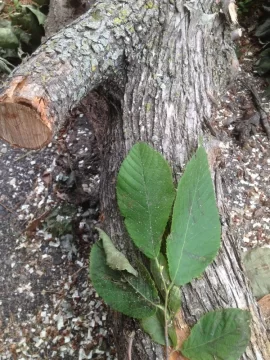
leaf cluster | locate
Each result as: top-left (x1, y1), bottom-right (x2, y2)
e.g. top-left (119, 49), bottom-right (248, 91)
top-left (89, 143), bottom-right (251, 359)
top-left (0, 0), bottom-right (48, 73)
top-left (237, 0), bottom-right (253, 15)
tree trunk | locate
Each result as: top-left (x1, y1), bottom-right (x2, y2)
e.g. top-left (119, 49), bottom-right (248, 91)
top-left (0, 0), bottom-right (269, 359)
top-left (44, 0), bottom-right (95, 37)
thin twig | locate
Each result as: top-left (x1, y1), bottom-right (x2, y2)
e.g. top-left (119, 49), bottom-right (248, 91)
top-left (127, 331), bottom-right (135, 360)
top-left (14, 150), bottom-right (35, 162)
top-left (164, 292), bottom-right (170, 360)
top-left (154, 257), bottom-right (170, 360)
top-left (0, 201), bottom-right (14, 213)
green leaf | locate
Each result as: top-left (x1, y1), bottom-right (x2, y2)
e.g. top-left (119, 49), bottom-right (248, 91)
top-left (141, 310), bottom-right (166, 345)
top-left (168, 285), bottom-right (181, 318)
top-left (89, 243), bottom-right (159, 319)
top-left (0, 28), bottom-right (19, 49)
top-left (141, 309), bottom-right (177, 347)
top-left (21, 5), bottom-right (46, 25)
top-left (117, 142), bottom-right (175, 259)
top-left (181, 309), bottom-right (251, 360)
top-left (33, 0), bottom-right (50, 6)
top-left (242, 247), bottom-right (270, 299)
top-left (0, 20), bottom-right (13, 29)
top-left (96, 227), bottom-right (138, 276)
top-left (13, 27), bottom-right (32, 46)
top-left (255, 18), bottom-right (270, 39)
top-left (167, 146), bottom-right (221, 286)
top-left (10, 10), bottom-right (43, 45)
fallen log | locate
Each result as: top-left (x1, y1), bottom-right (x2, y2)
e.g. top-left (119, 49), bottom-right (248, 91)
top-left (0, 0), bottom-right (130, 148)
top-left (0, 0), bottom-right (269, 359)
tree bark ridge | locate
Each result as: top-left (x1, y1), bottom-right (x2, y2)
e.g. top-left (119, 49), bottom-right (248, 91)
top-left (83, 2), bottom-right (269, 359)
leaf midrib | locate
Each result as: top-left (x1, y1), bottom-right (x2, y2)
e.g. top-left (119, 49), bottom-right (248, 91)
top-left (171, 163), bottom-right (202, 284)
top-left (183, 328), bottom-right (240, 352)
top-left (137, 150), bottom-right (155, 256)
top-left (125, 275), bottom-right (159, 308)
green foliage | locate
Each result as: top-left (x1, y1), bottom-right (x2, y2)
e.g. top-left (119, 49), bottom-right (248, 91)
top-left (150, 253), bottom-right (181, 317)
top-left (181, 309), bottom-right (251, 360)
top-left (117, 142), bottom-right (175, 259)
top-left (237, 0), bottom-right (253, 14)
top-left (167, 285), bottom-right (181, 318)
top-left (167, 146), bottom-right (221, 286)
top-left (0, 1), bottom-right (47, 73)
top-left (97, 227), bottom-right (138, 276)
top-left (141, 309), bottom-right (177, 347)
top-left (90, 243), bottom-right (159, 319)
top-left (89, 142), bottom-right (251, 359)
top-left (0, 27), bottom-right (19, 49)
top-left (141, 310), bottom-right (169, 346)
top-left (21, 5), bottom-right (46, 25)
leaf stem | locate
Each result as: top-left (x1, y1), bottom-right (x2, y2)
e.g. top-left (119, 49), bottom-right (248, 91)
top-left (164, 290), bottom-right (170, 360)
top-left (127, 331), bottom-right (135, 360)
top-left (154, 257), bottom-right (170, 360)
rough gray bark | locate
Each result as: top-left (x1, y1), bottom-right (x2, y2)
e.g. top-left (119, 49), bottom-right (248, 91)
top-left (0, 0), bottom-right (152, 148)
top-left (0, 0), bottom-right (269, 359)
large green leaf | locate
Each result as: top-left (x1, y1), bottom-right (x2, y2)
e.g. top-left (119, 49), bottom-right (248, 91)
top-left (21, 5), bottom-right (46, 25)
top-left (0, 28), bottom-right (19, 49)
top-left (13, 27), bottom-right (32, 46)
top-left (10, 10), bottom-right (43, 44)
top-left (0, 20), bottom-right (12, 28)
top-left (255, 18), bottom-right (270, 40)
top-left (168, 285), bottom-right (181, 318)
top-left (117, 142), bottom-right (175, 259)
top-left (89, 243), bottom-right (159, 319)
top-left (242, 247), bottom-right (270, 299)
top-left (96, 228), bottom-right (138, 276)
top-left (167, 146), bottom-right (221, 286)
top-left (141, 309), bottom-right (177, 347)
top-left (181, 309), bottom-right (251, 360)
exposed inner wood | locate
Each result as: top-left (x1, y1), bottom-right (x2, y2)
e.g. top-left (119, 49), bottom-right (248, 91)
top-left (0, 103), bottom-right (51, 149)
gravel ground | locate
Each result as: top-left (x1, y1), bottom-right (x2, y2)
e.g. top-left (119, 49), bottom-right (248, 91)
top-left (213, 73), bottom-right (270, 251)
top-left (0, 110), bottom-right (117, 359)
